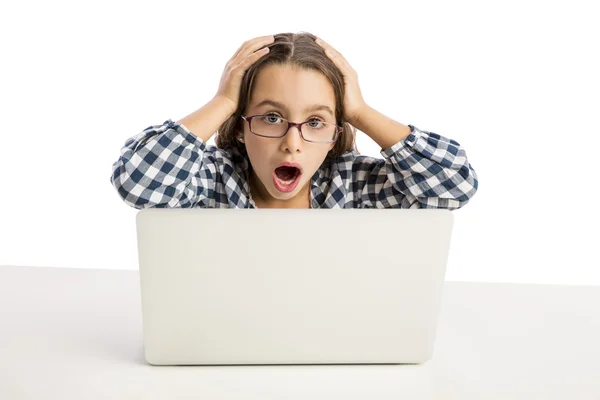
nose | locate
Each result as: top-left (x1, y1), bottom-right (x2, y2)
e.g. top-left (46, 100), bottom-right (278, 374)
top-left (281, 124), bottom-right (303, 151)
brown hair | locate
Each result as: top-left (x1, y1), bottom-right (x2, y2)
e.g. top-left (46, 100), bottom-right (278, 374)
top-left (215, 31), bottom-right (360, 161)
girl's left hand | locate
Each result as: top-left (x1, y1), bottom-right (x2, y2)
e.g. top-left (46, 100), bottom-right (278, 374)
top-left (315, 36), bottom-right (368, 127)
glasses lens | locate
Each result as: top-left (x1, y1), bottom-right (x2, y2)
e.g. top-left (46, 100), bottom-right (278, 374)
top-left (251, 115), bottom-right (337, 143)
top-left (252, 115), bottom-right (287, 137)
top-left (302, 120), bottom-right (337, 142)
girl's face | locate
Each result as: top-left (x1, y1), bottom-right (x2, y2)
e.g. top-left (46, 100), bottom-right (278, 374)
top-left (241, 64), bottom-right (337, 207)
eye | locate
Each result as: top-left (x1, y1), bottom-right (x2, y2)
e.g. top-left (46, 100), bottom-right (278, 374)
top-left (263, 113), bottom-right (284, 124)
top-left (307, 118), bottom-right (325, 128)
top-left (262, 112), bottom-right (326, 124)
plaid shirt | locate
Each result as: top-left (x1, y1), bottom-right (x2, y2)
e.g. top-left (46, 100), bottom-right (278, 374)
top-left (110, 119), bottom-right (478, 210)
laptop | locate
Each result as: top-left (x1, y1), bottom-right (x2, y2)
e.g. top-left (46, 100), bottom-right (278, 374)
top-left (135, 208), bottom-right (454, 365)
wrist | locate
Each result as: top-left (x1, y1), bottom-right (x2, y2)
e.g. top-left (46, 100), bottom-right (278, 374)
top-left (212, 95), bottom-right (236, 117)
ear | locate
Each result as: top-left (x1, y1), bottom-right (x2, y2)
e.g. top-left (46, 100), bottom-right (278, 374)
top-left (235, 120), bottom-right (245, 142)
top-left (236, 131), bottom-right (244, 143)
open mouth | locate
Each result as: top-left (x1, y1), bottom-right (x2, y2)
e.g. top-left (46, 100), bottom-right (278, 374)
top-left (273, 166), bottom-right (302, 192)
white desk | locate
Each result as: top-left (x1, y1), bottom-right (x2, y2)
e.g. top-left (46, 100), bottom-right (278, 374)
top-left (1, 265), bottom-right (599, 399)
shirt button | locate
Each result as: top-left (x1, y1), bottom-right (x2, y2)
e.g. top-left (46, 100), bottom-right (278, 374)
top-left (407, 133), bottom-right (415, 142)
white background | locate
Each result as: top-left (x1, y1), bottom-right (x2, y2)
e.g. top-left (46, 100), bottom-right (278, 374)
top-left (1, 0), bottom-right (598, 285)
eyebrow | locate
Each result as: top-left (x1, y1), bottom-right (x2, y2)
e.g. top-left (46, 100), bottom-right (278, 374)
top-left (254, 99), bottom-right (334, 118)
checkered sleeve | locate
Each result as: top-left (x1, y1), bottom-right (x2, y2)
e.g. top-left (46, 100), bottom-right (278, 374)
top-left (110, 119), bottom-right (216, 209)
top-left (354, 125), bottom-right (478, 210)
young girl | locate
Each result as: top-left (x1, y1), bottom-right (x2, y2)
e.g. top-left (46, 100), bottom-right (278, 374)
top-left (110, 32), bottom-right (478, 210)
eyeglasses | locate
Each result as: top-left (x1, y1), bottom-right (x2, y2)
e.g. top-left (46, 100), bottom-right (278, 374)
top-left (241, 114), bottom-right (342, 144)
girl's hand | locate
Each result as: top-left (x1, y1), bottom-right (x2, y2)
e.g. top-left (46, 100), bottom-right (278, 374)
top-left (215, 35), bottom-right (275, 114)
top-left (315, 36), bottom-right (368, 126)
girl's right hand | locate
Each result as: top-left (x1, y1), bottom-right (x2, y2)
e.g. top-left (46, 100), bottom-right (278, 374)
top-left (214, 35), bottom-right (275, 114)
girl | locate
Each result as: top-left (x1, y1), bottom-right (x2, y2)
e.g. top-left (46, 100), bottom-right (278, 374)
top-left (110, 32), bottom-right (478, 209)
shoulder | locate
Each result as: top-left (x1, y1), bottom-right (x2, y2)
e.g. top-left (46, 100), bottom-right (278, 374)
top-left (323, 149), bottom-right (386, 176)
top-left (173, 120), bottom-right (250, 177)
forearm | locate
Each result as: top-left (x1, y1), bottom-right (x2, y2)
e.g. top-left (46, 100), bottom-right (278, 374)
top-left (353, 105), bottom-right (412, 151)
top-left (175, 96), bottom-right (235, 143)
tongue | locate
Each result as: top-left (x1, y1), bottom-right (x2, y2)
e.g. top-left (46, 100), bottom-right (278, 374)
top-left (275, 166), bottom-right (298, 180)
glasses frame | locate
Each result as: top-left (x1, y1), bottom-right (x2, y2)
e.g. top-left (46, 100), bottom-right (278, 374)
top-left (241, 114), bottom-right (343, 144)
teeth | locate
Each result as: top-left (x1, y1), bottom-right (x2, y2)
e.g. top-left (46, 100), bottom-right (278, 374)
top-left (277, 176), bottom-right (296, 185)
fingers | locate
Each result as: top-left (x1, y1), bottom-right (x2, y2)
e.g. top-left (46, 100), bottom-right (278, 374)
top-left (316, 36), bottom-right (339, 58)
top-left (231, 35), bottom-right (274, 66)
top-left (315, 36), bottom-right (355, 75)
